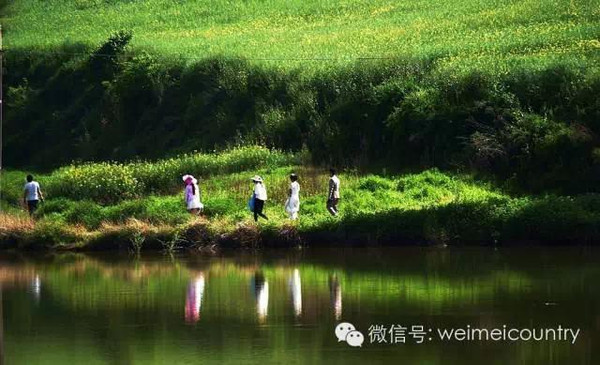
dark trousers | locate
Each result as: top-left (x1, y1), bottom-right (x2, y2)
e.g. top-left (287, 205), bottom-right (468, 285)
top-left (254, 199), bottom-right (268, 221)
top-left (327, 198), bottom-right (339, 216)
top-left (27, 200), bottom-right (39, 215)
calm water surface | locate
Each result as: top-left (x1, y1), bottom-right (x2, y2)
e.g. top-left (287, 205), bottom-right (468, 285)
top-left (1, 247), bottom-right (599, 364)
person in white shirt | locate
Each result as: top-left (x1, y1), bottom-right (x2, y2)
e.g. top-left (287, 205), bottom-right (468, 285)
top-left (327, 169), bottom-right (340, 216)
top-left (251, 175), bottom-right (268, 222)
top-left (285, 173), bottom-right (300, 220)
top-left (23, 174), bottom-right (44, 216)
top-left (182, 174), bottom-right (204, 215)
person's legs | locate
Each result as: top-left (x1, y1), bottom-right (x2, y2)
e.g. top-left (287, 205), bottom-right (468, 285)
top-left (27, 200), bottom-right (38, 216)
top-left (258, 205), bottom-right (268, 220)
top-left (327, 199), bottom-right (337, 216)
top-left (255, 199), bottom-right (268, 220)
top-left (254, 199), bottom-right (266, 221)
top-left (332, 198), bottom-right (339, 214)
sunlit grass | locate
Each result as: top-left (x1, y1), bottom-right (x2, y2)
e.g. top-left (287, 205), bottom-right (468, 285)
top-left (1, 147), bottom-right (599, 246)
top-left (2, 0), bottom-right (598, 73)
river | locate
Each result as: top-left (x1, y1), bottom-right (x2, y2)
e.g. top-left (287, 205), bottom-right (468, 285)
top-left (0, 247), bottom-right (598, 364)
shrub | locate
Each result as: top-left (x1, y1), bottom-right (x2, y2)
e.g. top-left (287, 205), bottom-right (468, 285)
top-left (42, 146), bottom-right (295, 203)
top-left (47, 162), bottom-right (143, 203)
top-left (63, 200), bottom-right (105, 229)
top-left (358, 175), bottom-right (395, 192)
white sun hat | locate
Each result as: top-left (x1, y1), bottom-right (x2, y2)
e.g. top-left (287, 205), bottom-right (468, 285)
top-left (182, 174), bottom-right (198, 184)
top-left (250, 175), bottom-right (263, 182)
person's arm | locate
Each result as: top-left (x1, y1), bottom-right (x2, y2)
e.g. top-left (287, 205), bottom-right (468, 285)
top-left (328, 179), bottom-right (334, 200)
top-left (37, 184), bottom-right (44, 201)
top-left (23, 187), bottom-right (27, 204)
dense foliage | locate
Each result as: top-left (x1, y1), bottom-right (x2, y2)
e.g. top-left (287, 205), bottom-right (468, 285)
top-left (2, 151), bottom-right (599, 246)
top-left (1, 0), bottom-right (599, 193)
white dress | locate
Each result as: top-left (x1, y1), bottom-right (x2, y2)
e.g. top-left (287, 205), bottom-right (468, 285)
top-left (285, 181), bottom-right (300, 219)
top-left (186, 183), bottom-right (203, 210)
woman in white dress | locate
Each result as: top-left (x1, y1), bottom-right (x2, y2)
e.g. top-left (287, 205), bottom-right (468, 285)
top-left (285, 173), bottom-right (300, 220)
top-left (182, 174), bottom-right (204, 215)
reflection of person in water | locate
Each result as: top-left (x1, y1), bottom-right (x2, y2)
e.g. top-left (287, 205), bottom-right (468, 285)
top-left (329, 274), bottom-right (342, 320)
top-left (30, 275), bottom-right (41, 302)
top-left (289, 269), bottom-right (302, 317)
top-left (252, 272), bottom-right (269, 322)
top-left (185, 274), bottom-right (205, 323)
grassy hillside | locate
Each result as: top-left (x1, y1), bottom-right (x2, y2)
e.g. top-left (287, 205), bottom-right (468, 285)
top-left (1, 147), bottom-right (599, 249)
top-left (2, 0), bottom-right (599, 72)
top-left (1, 0), bottom-right (599, 195)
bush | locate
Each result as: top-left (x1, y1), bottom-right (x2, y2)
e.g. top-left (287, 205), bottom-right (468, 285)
top-left (5, 36), bottom-right (599, 194)
top-left (43, 146), bottom-right (295, 203)
top-left (358, 175), bottom-right (395, 192)
top-left (47, 162), bottom-right (143, 203)
top-left (64, 200), bottom-right (105, 229)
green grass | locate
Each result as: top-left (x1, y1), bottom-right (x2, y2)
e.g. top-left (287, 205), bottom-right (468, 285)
top-left (1, 147), bottom-right (599, 247)
top-left (1, 0), bottom-right (599, 246)
top-left (2, 1), bottom-right (599, 193)
top-left (1, 145), bottom-right (297, 204)
top-left (2, 0), bottom-right (599, 73)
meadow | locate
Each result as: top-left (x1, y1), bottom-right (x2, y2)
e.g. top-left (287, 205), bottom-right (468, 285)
top-left (1, 147), bottom-right (599, 250)
top-left (2, 0), bottom-right (599, 194)
top-left (2, 0), bottom-right (599, 73)
top-left (0, 1), bottom-right (599, 248)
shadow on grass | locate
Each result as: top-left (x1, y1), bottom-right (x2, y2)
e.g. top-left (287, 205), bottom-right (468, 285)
top-left (301, 195), bottom-right (600, 246)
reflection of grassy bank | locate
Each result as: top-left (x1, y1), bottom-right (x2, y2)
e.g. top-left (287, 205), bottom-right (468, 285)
top-left (6, 252), bottom-right (599, 314)
top-left (5, 251), bottom-right (596, 365)
top-left (1, 255), bottom-right (533, 313)
top-left (1, 148), bottom-right (599, 249)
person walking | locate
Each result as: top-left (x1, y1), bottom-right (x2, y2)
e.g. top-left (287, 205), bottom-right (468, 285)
top-left (327, 169), bottom-right (340, 216)
top-left (23, 174), bottom-right (44, 216)
top-left (285, 173), bottom-right (300, 220)
top-left (251, 175), bottom-right (268, 222)
top-left (182, 174), bottom-right (204, 215)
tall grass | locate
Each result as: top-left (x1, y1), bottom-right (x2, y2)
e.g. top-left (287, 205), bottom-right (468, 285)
top-left (2, 0), bottom-right (598, 72)
top-left (4, 164), bottom-right (599, 246)
top-left (2, 1), bottom-right (599, 193)
top-left (41, 146), bottom-right (297, 203)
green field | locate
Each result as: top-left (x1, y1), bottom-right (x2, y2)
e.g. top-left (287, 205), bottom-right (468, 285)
top-left (1, 147), bottom-right (599, 249)
top-left (2, 0), bottom-right (599, 72)
top-left (1, 1), bottom-right (599, 248)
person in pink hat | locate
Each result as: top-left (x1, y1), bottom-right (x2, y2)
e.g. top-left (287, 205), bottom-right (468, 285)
top-left (182, 174), bottom-right (204, 215)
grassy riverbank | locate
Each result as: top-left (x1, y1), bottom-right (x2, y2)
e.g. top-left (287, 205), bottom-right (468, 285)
top-left (1, 1), bottom-right (599, 248)
top-left (1, 147), bottom-right (599, 250)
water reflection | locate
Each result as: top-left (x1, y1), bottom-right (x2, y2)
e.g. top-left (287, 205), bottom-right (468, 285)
top-left (252, 272), bottom-right (269, 323)
top-left (185, 273), bottom-right (205, 323)
top-left (329, 274), bottom-right (342, 321)
top-left (0, 249), bottom-right (598, 364)
top-left (289, 269), bottom-right (302, 317)
top-left (30, 275), bottom-right (41, 303)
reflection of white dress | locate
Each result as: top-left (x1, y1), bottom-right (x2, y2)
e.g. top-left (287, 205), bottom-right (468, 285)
top-left (285, 181), bottom-right (300, 219)
top-left (289, 269), bottom-right (302, 317)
